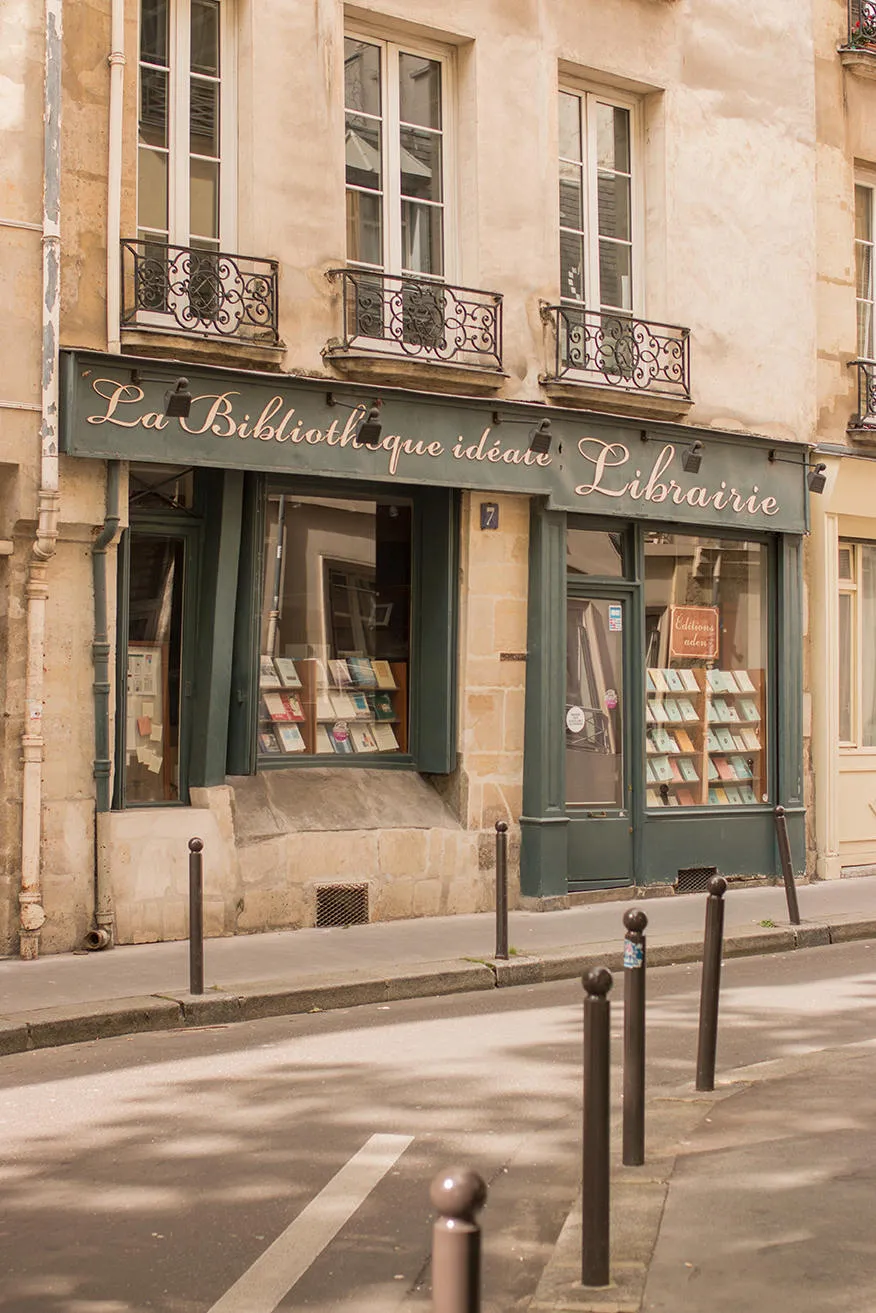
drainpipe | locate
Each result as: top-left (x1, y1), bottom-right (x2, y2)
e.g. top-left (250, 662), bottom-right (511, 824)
top-left (106, 0), bottom-right (124, 353)
top-left (20, 0), bottom-right (62, 959)
top-left (84, 460), bottom-right (121, 951)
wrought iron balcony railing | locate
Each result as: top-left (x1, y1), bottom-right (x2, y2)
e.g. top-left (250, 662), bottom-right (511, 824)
top-left (850, 359), bottom-right (876, 427)
top-left (847, 0), bottom-right (876, 47)
top-left (544, 305), bottom-right (691, 401)
top-left (121, 239), bottom-right (279, 344)
top-left (328, 269), bottom-right (503, 370)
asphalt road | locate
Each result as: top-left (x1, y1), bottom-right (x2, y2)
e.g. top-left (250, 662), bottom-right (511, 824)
top-left (1, 940), bottom-right (875, 1313)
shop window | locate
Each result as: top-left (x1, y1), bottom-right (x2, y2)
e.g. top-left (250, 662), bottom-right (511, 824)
top-left (257, 493), bottom-right (413, 760)
top-left (344, 32), bottom-right (449, 280)
top-left (643, 533), bottom-right (768, 809)
top-left (838, 540), bottom-right (876, 747)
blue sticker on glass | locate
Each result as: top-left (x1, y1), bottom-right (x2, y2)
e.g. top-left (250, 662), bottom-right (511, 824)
top-left (608, 604), bottom-right (623, 632)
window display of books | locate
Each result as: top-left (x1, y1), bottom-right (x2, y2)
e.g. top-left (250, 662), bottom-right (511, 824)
top-left (646, 667), bottom-right (764, 808)
top-left (258, 654), bottom-right (408, 758)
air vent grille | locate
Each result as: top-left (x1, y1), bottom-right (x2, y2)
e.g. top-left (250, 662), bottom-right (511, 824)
top-left (315, 883), bottom-right (370, 927)
top-left (676, 866), bottom-right (718, 894)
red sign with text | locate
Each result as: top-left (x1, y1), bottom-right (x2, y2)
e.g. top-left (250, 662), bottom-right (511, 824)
top-left (668, 605), bottom-right (719, 660)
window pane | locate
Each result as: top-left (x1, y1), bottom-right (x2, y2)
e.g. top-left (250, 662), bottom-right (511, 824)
top-left (858, 298), bottom-right (874, 359)
top-left (190, 156), bottom-right (219, 240)
top-left (258, 495), bottom-right (412, 759)
top-left (596, 103), bottom-right (630, 173)
top-left (566, 598), bottom-right (624, 807)
top-left (559, 92), bottom-right (582, 162)
top-left (191, 0), bottom-right (219, 76)
top-left (861, 547), bottom-right (876, 745)
top-left (345, 39), bottom-right (381, 116)
top-left (839, 591), bottom-right (853, 742)
top-left (856, 239), bottom-right (872, 303)
top-left (644, 534), bottom-right (768, 808)
top-left (125, 533), bottom-right (184, 803)
top-left (597, 171), bottom-right (631, 241)
top-left (138, 147), bottom-right (168, 233)
top-left (561, 230), bottom-right (585, 303)
top-left (140, 66), bottom-right (168, 147)
top-left (839, 545), bottom-right (854, 580)
top-left (140, 0), bottom-right (168, 64)
top-left (598, 239), bottom-right (632, 310)
top-left (559, 160), bottom-right (583, 230)
top-left (346, 188), bottom-right (383, 266)
top-left (398, 53), bottom-right (441, 129)
top-left (401, 200), bottom-right (443, 275)
top-left (346, 113), bottom-right (382, 192)
top-left (567, 529), bottom-right (625, 578)
top-left (856, 185), bottom-right (872, 243)
top-left (400, 125), bottom-right (442, 202)
top-left (190, 78), bottom-right (219, 156)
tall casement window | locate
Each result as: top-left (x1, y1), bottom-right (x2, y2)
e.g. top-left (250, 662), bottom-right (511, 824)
top-left (344, 35), bottom-right (448, 279)
top-left (838, 541), bottom-right (876, 747)
top-left (558, 90), bottom-right (636, 316)
top-left (138, 0), bottom-right (234, 255)
top-left (856, 182), bottom-right (875, 359)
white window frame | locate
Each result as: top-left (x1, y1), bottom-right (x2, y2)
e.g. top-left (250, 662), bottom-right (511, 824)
top-left (837, 539), bottom-right (876, 751)
top-left (137, 0), bottom-right (238, 254)
top-left (856, 175), bottom-right (875, 360)
top-left (345, 27), bottom-right (458, 283)
top-left (557, 82), bottom-right (645, 315)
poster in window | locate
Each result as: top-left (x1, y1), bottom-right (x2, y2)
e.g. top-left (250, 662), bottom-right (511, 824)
top-left (668, 605), bottom-right (719, 660)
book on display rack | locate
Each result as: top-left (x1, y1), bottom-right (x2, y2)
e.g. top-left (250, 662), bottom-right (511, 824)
top-left (258, 650), bottom-right (409, 757)
top-left (645, 665), bottom-right (764, 808)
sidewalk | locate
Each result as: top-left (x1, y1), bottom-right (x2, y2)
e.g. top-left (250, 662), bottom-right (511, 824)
top-left (531, 1040), bottom-right (876, 1313)
top-left (0, 876), bottom-right (874, 1054)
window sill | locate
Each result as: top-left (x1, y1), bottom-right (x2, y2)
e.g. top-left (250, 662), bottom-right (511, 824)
top-left (540, 376), bottom-right (693, 421)
top-left (846, 421), bottom-right (876, 446)
top-left (839, 48), bottom-right (876, 79)
top-left (324, 346), bottom-right (507, 396)
top-left (120, 327), bottom-right (287, 372)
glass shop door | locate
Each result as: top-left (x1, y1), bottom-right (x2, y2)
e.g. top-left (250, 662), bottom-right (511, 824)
top-left (565, 591), bottom-right (634, 887)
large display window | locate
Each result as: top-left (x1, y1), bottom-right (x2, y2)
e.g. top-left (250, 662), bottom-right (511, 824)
top-left (643, 532), bottom-right (768, 809)
top-left (256, 493), bottom-right (412, 760)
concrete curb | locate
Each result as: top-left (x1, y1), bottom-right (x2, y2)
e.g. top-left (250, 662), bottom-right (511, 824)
top-left (0, 918), bottom-right (873, 1056)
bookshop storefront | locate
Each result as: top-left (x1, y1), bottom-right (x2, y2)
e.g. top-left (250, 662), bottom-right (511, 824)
top-left (61, 350), bottom-right (812, 941)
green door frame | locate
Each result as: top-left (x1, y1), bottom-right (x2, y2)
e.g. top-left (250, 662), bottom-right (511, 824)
top-left (521, 503), bottom-right (806, 898)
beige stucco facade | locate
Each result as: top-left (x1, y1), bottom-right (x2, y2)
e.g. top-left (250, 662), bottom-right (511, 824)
top-left (809, 1), bottom-right (876, 878)
top-left (0, 0), bottom-right (824, 956)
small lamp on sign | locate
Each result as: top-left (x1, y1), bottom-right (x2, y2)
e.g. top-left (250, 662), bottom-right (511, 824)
top-left (163, 377), bottom-right (193, 419)
top-left (807, 461), bottom-right (827, 494)
top-left (353, 402), bottom-right (383, 449)
top-left (681, 440), bottom-right (704, 474)
top-left (528, 418), bottom-right (552, 455)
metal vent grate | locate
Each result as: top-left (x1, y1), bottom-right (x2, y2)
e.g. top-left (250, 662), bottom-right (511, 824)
top-left (315, 883), bottom-right (370, 928)
top-left (676, 866), bottom-right (718, 894)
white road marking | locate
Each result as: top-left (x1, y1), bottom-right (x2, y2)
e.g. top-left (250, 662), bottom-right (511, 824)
top-left (207, 1132), bottom-right (414, 1313)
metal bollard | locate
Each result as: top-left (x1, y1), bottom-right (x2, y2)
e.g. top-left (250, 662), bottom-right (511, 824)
top-left (695, 876), bottom-right (728, 1092)
top-left (774, 805), bottom-right (801, 926)
top-left (582, 967), bottom-right (613, 1288)
top-left (622, 909), bottom-right (648, 1167)
top-left (494, 820), bottom-right (509, 960)
top-left (188, 837), bottom-right (204, 996)
top-left (430, 1167), bottom-right (488, 1313)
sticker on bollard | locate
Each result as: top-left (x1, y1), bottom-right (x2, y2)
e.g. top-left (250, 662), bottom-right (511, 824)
top-left (623, 940), bottom-right (644, 969)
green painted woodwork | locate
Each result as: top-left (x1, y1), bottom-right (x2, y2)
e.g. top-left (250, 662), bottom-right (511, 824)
top-left (411, 487), bottom-right (459, 774)
top-left (522, 504), bottom-right (807, 896)
top-left (521, 506), bottom-right (568, 897)
top-left (61, 350), bottom-right (810, 534)
top-left (188, 469), bottom-right (244, 788)
top-left (226, 473), bottom-right (263, 776)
